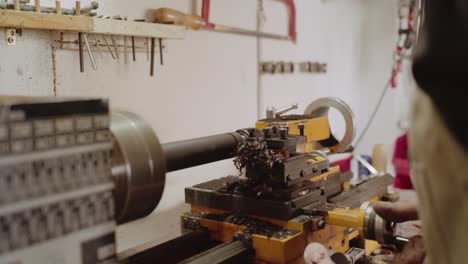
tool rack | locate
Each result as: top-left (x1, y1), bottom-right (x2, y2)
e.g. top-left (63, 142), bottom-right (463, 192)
top-left (0, 9), bottom-right (185, 44)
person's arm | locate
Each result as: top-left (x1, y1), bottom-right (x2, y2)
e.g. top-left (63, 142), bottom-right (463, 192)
top-left (412, 0), bottom-right (468, 150)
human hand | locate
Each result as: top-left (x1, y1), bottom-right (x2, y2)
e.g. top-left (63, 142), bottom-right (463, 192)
top-left (303, 243), bottom-right (334, 264)
top-left (373, 201), bottom-right (427, 264)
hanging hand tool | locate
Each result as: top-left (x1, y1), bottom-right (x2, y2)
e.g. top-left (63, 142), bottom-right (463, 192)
top-left (110, 36), bottom-right (119, 59)
top-left (158, 38), bottom-right (163, 65)
top-left (78, 33), bottom-right (84, 72)
top-left (153, 8), bottom-right (290, 40)
top-left (150, 37), bottom-right (155, 76)
top-left (83, 34), bottom-right (97, 70)
top-left (131, 19), bottom-right (146, 62)
top-left (107, 16), bottom-right (121, 60)
top-left (132, 36), bottom-right (136, 62)
top-left (75, 1), bottom-right (84, 72)
top-left (103, 36), bottom-right (116, 60)
top-left (55, 0), bottom-right (61, 14)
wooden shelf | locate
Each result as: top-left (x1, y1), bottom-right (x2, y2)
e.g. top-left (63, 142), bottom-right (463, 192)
top-left (0, 10), bottom-right (185, 39)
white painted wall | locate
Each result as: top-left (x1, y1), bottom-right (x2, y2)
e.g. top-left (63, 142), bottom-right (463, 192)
top-left (0, 0), bottom-right (411, 253)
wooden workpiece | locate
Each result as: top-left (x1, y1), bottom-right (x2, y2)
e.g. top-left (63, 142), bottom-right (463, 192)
top-left (0, 9), bottom-right (186, 39)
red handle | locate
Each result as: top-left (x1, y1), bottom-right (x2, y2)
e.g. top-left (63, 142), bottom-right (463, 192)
top-left (202, 0), bottom-right (214, 29)
top-left (282, 0), bottom-right (297, 42)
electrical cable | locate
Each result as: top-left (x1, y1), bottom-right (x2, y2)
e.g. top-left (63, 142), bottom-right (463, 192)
top-left (353, 80), bottom-right (391, 149)
top-left (353, 0), bottom-right (423, 150)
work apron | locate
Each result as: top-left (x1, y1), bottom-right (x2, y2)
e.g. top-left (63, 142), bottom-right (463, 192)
top-left (409, 88), bottom-right (468, 263)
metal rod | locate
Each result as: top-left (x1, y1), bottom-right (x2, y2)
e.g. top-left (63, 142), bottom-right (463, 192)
top-left (158, 38), bottom-right (164, 66)
top-left (131, 36), bottom-right (136, 61)
top-left (124, 36), bottom-right (128, 64)
top-left (162, 132), bottom-right (243, 172)
top-left (111, 36), bottom-right (119, 59)
top-left (83, 34), bottom-right (97, 70)
top-left (35, 0), bottom-right (40, 12)
top-left (76, 0), bottom-right (83, 72)
top-left (55, 0), bottom-right (61, 14)
top-left (80, 1), bottom-right (98, 14)
top-left (78, 33), bottom-right (84, 72)
top-left (93, 34), bottom-right (103, 59)
top-left (103, 36), bottom-right (116, 60)
top-left (150, 37), bottom-right (155, 76)
top-left (75, 0), bottom-right (80, 16)
top-left (275, 104), bottom-right (299, 117)
top-left (207, 25), bottom-right (290, 40)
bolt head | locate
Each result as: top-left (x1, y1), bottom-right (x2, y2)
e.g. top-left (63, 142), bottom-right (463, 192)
top-left (317, 220), bottom-right (325, 229)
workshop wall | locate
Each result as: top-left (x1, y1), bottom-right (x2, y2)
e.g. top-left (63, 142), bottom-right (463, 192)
top-left (0, 0), bottom-right (410, 252)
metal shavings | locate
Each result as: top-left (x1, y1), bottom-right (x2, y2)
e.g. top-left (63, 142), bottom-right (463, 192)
top-left (233, 137), bottom-right (282, 180)
top-left (221, 178), bottom-right (272, 198)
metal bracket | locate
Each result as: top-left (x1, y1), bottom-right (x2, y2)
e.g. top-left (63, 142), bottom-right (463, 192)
top-left (5, 28), bottom-right (16, 45)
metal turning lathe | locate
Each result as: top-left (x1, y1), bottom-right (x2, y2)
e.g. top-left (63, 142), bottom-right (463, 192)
top-left (0, 96), bottom-right (404, 264)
